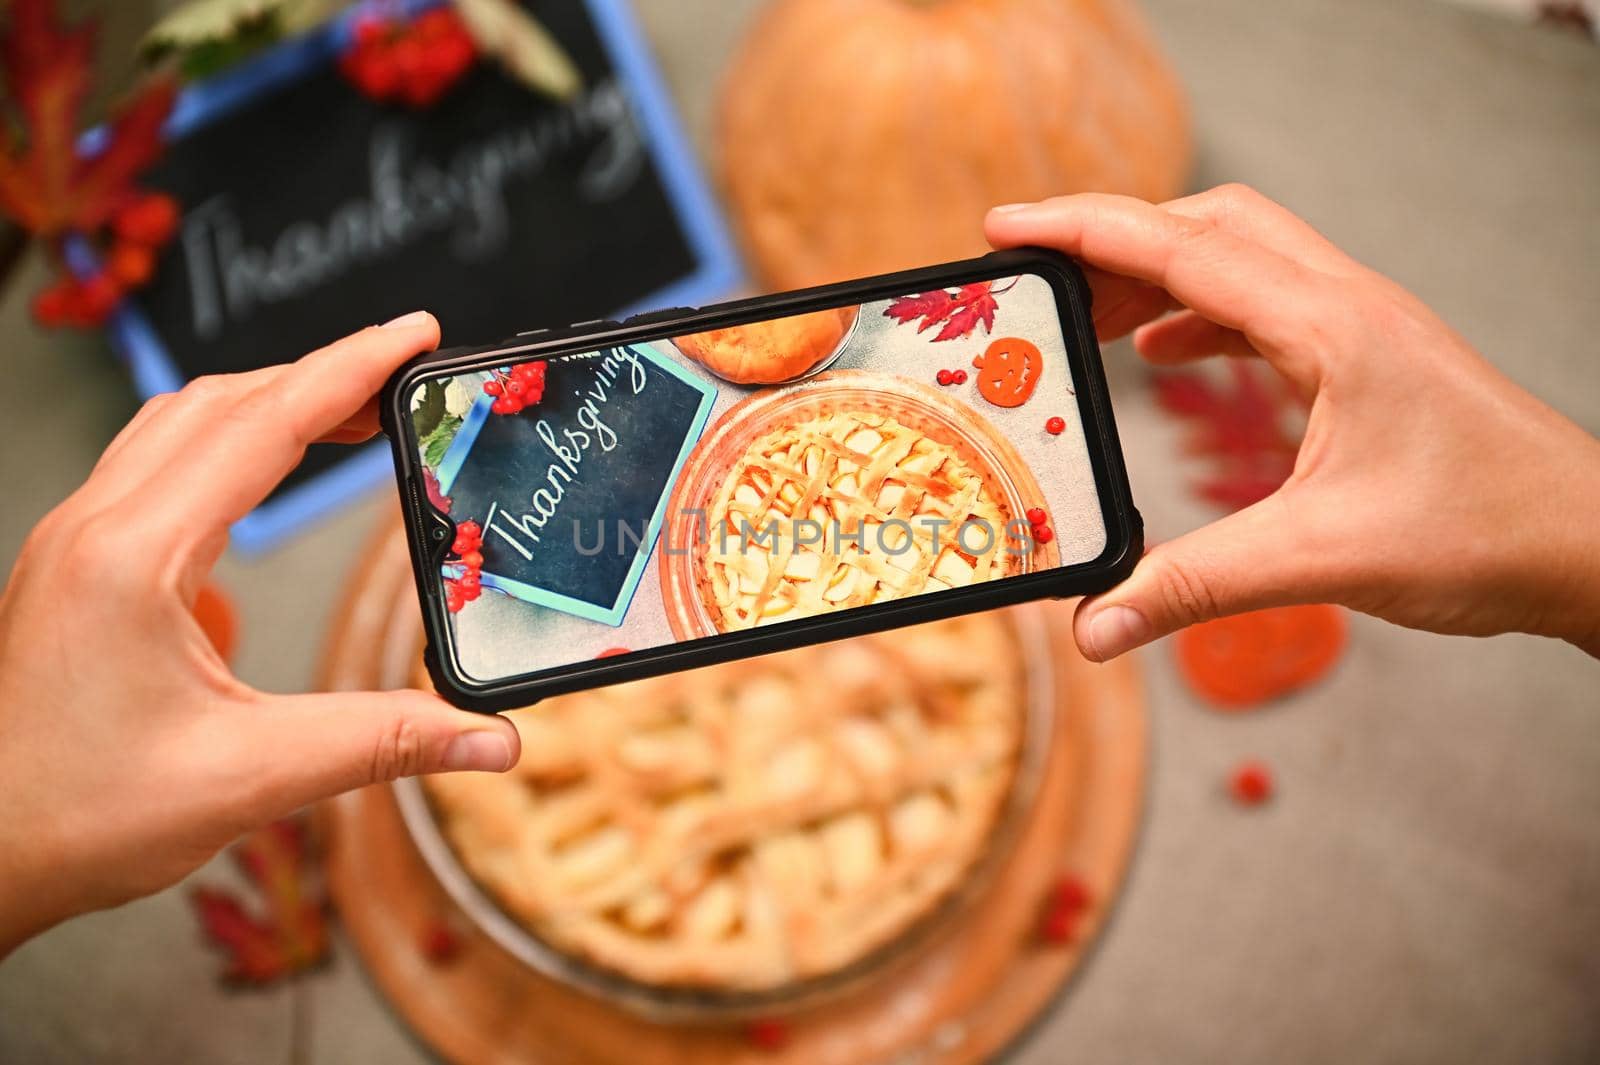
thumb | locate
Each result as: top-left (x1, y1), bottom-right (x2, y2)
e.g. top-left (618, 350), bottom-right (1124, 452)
top-left (243, 689), bottom-right (521, 811)
top-left (1074, 496), bottom-right (1322, 661)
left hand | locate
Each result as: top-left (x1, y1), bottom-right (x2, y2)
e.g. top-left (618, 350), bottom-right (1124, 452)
top-left (0, 312), bottom-right (521, 955)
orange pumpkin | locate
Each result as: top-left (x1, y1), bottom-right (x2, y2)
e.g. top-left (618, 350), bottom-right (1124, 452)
top-left (974, 336), bottom-right (1043, 408)
top-left (718, 0), bottom-right (1192, 290)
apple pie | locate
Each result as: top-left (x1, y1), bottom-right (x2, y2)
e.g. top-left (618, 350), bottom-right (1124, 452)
top-left (696, 408), bottom-right (1021, 632)
top-left (423, 612), bottom-right (1026, 991)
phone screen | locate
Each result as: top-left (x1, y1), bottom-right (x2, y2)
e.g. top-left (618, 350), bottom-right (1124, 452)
top-left (406, 270), bottom-right (1109, 684)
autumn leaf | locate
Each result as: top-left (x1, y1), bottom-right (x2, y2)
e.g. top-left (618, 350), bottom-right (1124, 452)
top-left (933, 282), bottom-right (998, 341)
top-left (190, 819), bottom-right (329, 985)
top-left (883, 282), bottom-right (1001, 342)
top-left (883, 289), bottom-right (954, 330)
top-left (0, 0), bottom-right (177, 239)
top-left (1152, 359), bottom-right (1301, 510)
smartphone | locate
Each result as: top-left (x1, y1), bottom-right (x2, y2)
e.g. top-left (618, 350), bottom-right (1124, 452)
top-left (381, 248), bottom-right (1140, 710)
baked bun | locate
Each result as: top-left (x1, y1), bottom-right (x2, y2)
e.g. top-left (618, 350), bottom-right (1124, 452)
top-left (673, 305), bottom-right (857, 384)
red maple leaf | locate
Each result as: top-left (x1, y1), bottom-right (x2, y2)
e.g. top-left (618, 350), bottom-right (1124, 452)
top-left (190, 819), bottom-right (329, 985)
top-left (0, 0), bottom-right (176, 238)
top-left (883, 289), bottom-right (954, 331)
top-left (1153, 359), bottom-right (1301, 510)
top-left (883, 282), bottom-right (1003, 342)
top-left (933, 282), bottom-right (999, 341)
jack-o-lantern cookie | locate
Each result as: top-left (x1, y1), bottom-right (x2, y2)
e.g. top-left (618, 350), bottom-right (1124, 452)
top-left (972, 337), bottom-right (1042, 408)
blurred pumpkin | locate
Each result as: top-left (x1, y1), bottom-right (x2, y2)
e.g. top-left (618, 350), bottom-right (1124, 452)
top-left (718, 0), bottom-right (1192, 290)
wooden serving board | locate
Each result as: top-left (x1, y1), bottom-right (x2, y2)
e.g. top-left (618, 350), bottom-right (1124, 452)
top-left (316, 517), bottom-right (1146, 1065)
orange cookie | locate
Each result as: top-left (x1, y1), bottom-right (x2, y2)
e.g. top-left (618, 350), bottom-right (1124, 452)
top-left (973, 337), bottom-right (1041, 408)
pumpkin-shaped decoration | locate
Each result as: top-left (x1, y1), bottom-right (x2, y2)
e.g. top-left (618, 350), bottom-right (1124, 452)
top-left (974, 336), bottom-right (1043, 408)
top-left (718, 0), bottom-right (1192, 291)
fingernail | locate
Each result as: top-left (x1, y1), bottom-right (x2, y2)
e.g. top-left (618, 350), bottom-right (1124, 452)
top-left (990, 202), bottom-right (1035, 214)
top-left (1086, 605), bottom-right (1152, 660)
top-left (441, 729), bottom-right (512, 772)
top-left (381, 310), bottom-right (431, 329)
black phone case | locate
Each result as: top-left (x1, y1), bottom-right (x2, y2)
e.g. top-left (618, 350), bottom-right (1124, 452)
top-left (380, 247), bottom-right (1141, 712)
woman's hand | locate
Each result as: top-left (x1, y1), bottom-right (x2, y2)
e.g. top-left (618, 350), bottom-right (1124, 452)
top-left (987, 186), bottom-right (1600, 662)
top-left (0, 312), bottom-right (520, 955)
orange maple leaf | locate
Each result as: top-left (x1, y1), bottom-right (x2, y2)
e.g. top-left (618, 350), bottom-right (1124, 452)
top-left (0, 0), bottom-right (176, 238)
top-left (190, 819), bottom-right (329, 985)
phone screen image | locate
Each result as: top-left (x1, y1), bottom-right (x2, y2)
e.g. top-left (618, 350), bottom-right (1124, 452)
top-left (407, 271), bottom-right (1110, 684)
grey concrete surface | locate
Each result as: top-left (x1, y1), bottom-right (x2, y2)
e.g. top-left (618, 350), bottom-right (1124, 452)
top-left (2, 1), bottom-right (1597, 1063)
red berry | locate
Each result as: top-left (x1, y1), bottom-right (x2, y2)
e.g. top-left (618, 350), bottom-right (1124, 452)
top-left (75, 274), bottom-right (123, 325)
top-left (1045, 416), bottom-right (1066, 436)
top-left (491, 397), bottom-right (514, 415)
top-left (420, 920), bottom-right (461, 963)
top-left (1025, 507), bottom-right (1047, 527)
top-left (457, 520), bottom-right (481, 540)
top-left (353, 15), bottom-right (391, 47)
top-left (461, 583), bottom-right (482, 602)
top-left (1230, 761), bottom-right (1274, 805)
top-left (461, 550), bottom-right (484, 570)
top-left (1040, 905), bottom-right (1078, 944)
top-left (483, 379), bottom-right (503, 397)
top-left (457, 573), bottom-right (481, 594)
top-left (936, 369), bottom-right (954, 386)
top-left (506, 378), bottom-right (526, 397)
top-left (445, 587), bottom-right (465, 613)
top-left (1034, 525), bottom-right (1054, 544)
top-left (106, 241), bottom-right (156, 287)
top-left (1051, 875), bottom-right (1093, 913)
top-left (951, 369), bottom-right (968, 384)
top-left (745, 1018), bottom-right (790, 1051)
top-left (112, 193), bottom-right (180, 247)
top-left (31, 279), bottom-right (77, 327)
top-left (415, 8), bottom-right (459, 37)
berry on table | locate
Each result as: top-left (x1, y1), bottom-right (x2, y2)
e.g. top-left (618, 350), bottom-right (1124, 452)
top-left (1033, 525), bottom-right (1054, 544)
top-left (1040, 904), bottom-right (1078, 944)
top-left (936, 369), bottom-right (954, 386)
top-left (745, 1018), bottom-right (790, 1051)
top-left (1046, 416), bottom-right (1066, 435)
top-left (419, 920), bottom-right (462, 964)
top-left (1051, 874), bottom-right (1093, 914)
top-left (1025, 506), bottom-right (1047, 527)
top-left (951, 369), bottom-right (968, 384)
top-left (1230, 760), bottom-right (1274, 805)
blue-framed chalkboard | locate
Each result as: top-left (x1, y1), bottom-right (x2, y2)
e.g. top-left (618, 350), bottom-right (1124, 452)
top-left (433, 343), bottom-right (714, 626)
top-left (88, 0), bottom-right (741, 553)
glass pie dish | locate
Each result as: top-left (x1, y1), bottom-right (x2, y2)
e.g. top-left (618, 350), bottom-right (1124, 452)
top-left (660, 370), bottom-right (1062, 642)
top-left (393, 604), bottom-right (1057, 1022)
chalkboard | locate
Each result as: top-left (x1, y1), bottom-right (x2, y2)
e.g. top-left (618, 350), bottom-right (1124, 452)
top-left (102, 0), bottom-right (740, 551)
top-left (436, 344), bottom-right (715, 626)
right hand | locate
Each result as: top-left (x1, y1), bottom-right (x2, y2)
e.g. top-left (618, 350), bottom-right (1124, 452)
top-left (986, 185), bottom-right (1600, 662)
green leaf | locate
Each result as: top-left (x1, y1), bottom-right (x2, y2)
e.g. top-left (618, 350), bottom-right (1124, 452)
top-left (411, 380), bottom-right (447, 441)
top-left (141, 0), bottom-right (341, 75)
top-left (421, 414), bottom-right (463, 469)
